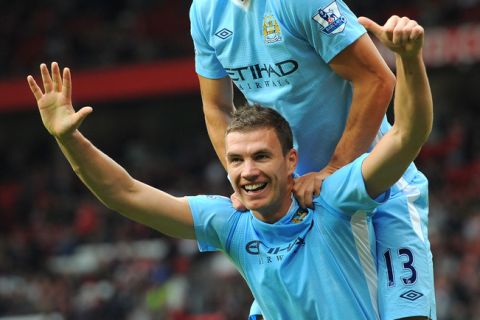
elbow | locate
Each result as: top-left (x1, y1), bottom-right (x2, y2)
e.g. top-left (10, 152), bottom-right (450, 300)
top-left (105, 178), bottom-right (138, 212)
top-left (420, 121), bottom-right (433, 145)
top-left (385, 71), bottom-right (396, 96)
top-left (397, 122), bottom-right (432, 150)
top-left (355, 69), bottom-right (396, 113)
top-left (92, 174), bottom-right (138, 213)
top-left (376, 70), bottom-right (396, 107)
top-left (417, 105), bottom-right (434, 146)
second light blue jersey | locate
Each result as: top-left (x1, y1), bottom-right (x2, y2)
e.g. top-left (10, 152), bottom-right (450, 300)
top-left (191, 0), bottom-right (367, 173)
top-left (188, 155), bottom-right (388, 319)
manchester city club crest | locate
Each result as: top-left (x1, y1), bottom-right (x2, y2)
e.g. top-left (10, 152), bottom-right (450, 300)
top-left (312, 1), bottom-right (347, 35)
top-left (263, 15), bottom-right (282, 44)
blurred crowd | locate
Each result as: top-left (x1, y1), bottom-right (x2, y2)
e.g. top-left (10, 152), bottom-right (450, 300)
top-left (1, 0), bottom-right (480, 79)
top-left (0, 1), bottom-right (192, 80)
top-left (0, 0), bottom-right (479, 319)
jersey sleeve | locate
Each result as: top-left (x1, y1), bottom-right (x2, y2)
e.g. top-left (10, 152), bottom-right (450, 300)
top-left (282, 0), bottom-right (366, 63)
top-left (320, 154), bottom-right (390, 216)
top-left (187, 195), bottom-right (238, 252)
top-left (189, 1), bottom-right (228, 79)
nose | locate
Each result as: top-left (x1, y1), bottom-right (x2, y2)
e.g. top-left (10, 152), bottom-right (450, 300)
top-left (241, 160), bottom-right (260, 180)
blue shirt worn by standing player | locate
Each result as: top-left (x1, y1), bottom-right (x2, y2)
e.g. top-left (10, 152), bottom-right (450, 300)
top-left (189, 155), bottom-right (386, 319)
top-left (192, 0), bottom-right (383, 174)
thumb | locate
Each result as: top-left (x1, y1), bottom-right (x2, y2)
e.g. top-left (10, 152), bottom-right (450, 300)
top-left (358, 16), bottom-right (382, 37)
top-left (73, 106), bottom-right (93, 128)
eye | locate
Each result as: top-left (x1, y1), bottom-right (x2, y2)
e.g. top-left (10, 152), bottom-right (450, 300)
top-left (228, 156), bottom-right (242, 164)
top-left (255, 153), bottom-right (270, 161)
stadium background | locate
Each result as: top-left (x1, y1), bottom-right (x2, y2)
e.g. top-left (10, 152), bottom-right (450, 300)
top-left (0, 1), bottom-right (479, 319)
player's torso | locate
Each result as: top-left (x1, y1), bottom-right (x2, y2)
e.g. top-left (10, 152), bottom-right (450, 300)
top-left (227, 205), bottom-right (379, 319)
top-left (194, 0), bottom-right (354, 172)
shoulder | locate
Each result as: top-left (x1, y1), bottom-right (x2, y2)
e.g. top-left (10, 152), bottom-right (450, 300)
top-left (190, 0), bottom-right (232, 34)
top-left (322, 155), bottom-right (366, 191)
top-left (187, 195), bottom-right (241, 226)
top-left (272, 0), bottom-right (360, 34)
top-left (188, 195), bottom-right (234, 214)
top-left (188, 195), bottom-right (242, 252)
top-left (320, 155), bottom-right (386, 215)
top-left (274, 0), bottom-right (351, 15)
top-left (191, 0), bottom-right (228, 15)
top-left (190, 0), bottom-right (218, 23)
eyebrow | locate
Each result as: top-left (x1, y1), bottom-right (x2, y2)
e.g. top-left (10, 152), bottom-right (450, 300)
top-left (226, 148), bottom-right (272, 158)
top-left (226, 152), bottom-right (241, 159)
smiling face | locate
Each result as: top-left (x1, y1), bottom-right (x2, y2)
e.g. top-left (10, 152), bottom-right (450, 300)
top-left (225, 127), bottom-right (297, 223)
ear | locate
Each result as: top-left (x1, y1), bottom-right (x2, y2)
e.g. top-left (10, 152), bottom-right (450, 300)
top-left (286, 148), bottom-right (298, 175)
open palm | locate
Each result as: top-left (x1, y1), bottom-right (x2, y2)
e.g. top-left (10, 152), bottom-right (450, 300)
top-left (27, 62), bottom-right (92, 139)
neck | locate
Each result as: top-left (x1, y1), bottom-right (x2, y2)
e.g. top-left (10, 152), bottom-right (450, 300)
top-left (252, 193), bottom-right (294, 224)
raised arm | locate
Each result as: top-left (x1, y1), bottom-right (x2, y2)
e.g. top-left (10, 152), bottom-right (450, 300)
top-left (293, 33), bottom-right (396, 208)
top-left (359, 16), bottom-right (433, 197)
top-left (328, 33), bottom-right (396, 169)
top-left (27, 62), bottom-right (195, 239)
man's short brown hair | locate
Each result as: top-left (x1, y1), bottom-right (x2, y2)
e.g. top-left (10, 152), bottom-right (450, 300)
top-left (226, 105), bottom-right (293, 155)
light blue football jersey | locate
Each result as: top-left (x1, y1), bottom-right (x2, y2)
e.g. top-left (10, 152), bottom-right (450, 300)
top-left (191, 0), bottom-right (368, 174)
top-left (188, 155), bottom-right (387, 319)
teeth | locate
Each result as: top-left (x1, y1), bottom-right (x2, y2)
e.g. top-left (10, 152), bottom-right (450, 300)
top-left (244, 183), bottom-right (266, 191)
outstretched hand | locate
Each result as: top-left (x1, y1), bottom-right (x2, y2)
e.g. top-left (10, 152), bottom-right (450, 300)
top-left (27, 62), bottom-right (92, 140)
top-left (358, 16), bottom-right (424, 57)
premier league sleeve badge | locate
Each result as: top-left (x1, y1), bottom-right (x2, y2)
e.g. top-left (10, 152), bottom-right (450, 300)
top-left (312, 1), bottom-right (347, 35)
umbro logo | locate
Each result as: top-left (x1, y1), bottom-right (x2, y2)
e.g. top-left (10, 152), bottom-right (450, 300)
top-left (400, 290), bottom-right (423, 301)
top-left (215, 28), bottom-right (233, 40)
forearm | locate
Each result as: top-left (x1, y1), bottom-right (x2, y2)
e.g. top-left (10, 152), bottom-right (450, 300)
top-left (392, 53), bottom-right (433, 148)
top-left (56, 130), bottom-right (136, 210)
top-left (56, 130), bottom-right (194, 238)
top-left (203, 103), bottom-right (234, 169)
top-left (198, 76), bottom-right (235, 169)
top-left (362, 54), bottom-right (432, 197)
top-left (329, 77), bottom-right (394, 168)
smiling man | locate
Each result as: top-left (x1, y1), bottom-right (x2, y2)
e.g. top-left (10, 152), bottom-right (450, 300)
top-left (28, 16), bottom-right (433, 320)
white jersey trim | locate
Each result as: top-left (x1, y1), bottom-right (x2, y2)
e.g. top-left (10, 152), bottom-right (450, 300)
top-left (404, 184), bottom-right (425, 243)
top-left (351, 211), bottom-right (380, 320)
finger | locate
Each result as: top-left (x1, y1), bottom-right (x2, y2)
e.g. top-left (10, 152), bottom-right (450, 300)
top-left (410, 25), bottom-right (424, 40)
top-left (383, 15), bottom-right (400, 41)
top-left (393, 17), bottom-right (409, 45)
top-left (406, 19), bottom-right (419, 31)
top-left (404, 18), bottom-right (417, 43)
top-left (63, 67), bottom-right (72, 101)
top-left (398, 19), bottom-right (417, 43)
top-left (27, 75), bottom-right (43, 101)
top-left (292, 185), bottom-right (306, 209)
top-left (40, 63), bottom-right (54, 93)
top-left (51, 62), bottom-right (62, 92)
top-left (304, 190), bottom-right (314, 209)
top-left (72, 106), bottom-right (93, 129)
top-left (358, 16), bottom-right (383, 38)
top-left (313, 178), bottom-right (324, 197)
top-left (295, 186), bottom-right (313, 209)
